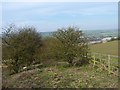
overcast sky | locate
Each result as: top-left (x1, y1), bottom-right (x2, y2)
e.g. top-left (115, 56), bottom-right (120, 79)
top-left (1, 2), bottom-right (118, 32)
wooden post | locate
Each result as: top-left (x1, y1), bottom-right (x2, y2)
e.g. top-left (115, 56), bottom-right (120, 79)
top-left (99, 53), bottom-right (101, 63)
top-left (108, 55), bottom-right (111, 74)
top-left (93, 53), bottom-right (96, 67)
top-left (99, 53), bottom-right (102, 70)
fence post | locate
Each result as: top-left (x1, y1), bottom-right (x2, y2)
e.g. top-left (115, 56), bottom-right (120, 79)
top-left (108, 55), bottom-right (111, 74)
top-left (93, 53), bottom-right (96, 67)
top-left (99, 53), bottom-right (101, 62)
top-left (99, 53), bottom-right (102, 69)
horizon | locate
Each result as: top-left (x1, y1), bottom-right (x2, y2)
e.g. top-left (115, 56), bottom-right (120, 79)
top-left (39, 28), bottom-right (118, 32)
top-left (1, 2), bottom-right (118, 33)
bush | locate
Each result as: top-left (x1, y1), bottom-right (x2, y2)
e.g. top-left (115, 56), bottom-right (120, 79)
top-left (2, 25), bottom-right (42, 73)
top-left (39, 37), bottom-right (66, 62)
top-left (53, 26), bottom-right (90, 66)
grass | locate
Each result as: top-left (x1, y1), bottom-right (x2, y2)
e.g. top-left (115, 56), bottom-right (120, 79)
top-left (2, 40), bottom-right (119, 88)
top-left (2, 63), bottom-right (118, 88)
top-left (90, 40), bottom-right (119, 56)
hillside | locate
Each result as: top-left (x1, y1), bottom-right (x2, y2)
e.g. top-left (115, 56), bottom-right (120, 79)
top-left (2, 64), bottom-right (118, 88)
top-left (90, 40), bottom-right (119, 56)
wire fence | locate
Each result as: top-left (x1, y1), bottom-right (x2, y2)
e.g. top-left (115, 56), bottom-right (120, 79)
top-left (88, 52), bottom-right (119, 76)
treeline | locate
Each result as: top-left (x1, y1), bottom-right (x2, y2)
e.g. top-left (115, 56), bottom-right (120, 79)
top-left (2, 25), bottom-right (91, 74)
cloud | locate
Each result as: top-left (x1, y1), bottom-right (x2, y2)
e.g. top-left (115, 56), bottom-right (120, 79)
top-left (1, 2), bottom-right (117, 32)
top-left (2, 2), bottom-right (117, 17)
top-left (1, 0), bottom-right (119, 2)
top-left (2, 2), bottom-right (41, 11)
top-left (80, 6), bottom-right (117, 15)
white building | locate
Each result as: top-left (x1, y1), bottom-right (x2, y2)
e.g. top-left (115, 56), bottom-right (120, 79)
top-left (101, 37), bottom-right (112, 43)
top-left (113, 37), bottom-right (117, 39)
top-left (89, 41), bottom-right (101, 45)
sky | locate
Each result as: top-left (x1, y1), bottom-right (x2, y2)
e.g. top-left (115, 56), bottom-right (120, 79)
top-left (1, 2), bottom-right (118, 32)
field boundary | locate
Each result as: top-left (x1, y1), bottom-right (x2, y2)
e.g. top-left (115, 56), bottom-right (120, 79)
top-left (89, 52), bottom-right (119, 76)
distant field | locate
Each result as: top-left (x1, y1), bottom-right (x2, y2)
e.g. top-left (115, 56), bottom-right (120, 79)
top-left (90, 40), bottom-right (119, 56)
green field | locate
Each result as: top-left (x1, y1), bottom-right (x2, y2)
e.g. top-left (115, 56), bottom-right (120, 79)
top-left (90, 40), bottom-right (119, 56)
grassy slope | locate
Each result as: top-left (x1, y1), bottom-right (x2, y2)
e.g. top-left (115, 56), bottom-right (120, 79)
top-left (2, 65), bottom-right (118, 88)
top-left (90, 40), bottom-right (118, 56)
top-left (2, 40), bottom-right (119, 88)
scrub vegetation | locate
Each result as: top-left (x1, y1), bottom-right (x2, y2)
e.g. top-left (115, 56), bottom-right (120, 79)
top-left (2, 25), bottom-right (118, 88)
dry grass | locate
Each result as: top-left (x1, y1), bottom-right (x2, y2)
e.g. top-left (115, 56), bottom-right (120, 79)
top-left (2, 63), bottom-right (118, 88)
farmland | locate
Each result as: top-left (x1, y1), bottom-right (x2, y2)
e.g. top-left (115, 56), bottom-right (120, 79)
top-left (90, 40), bottom-right (119, 56)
